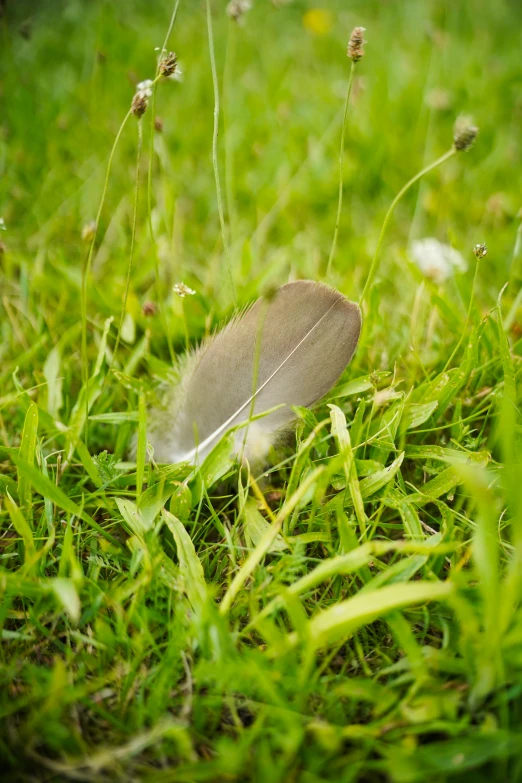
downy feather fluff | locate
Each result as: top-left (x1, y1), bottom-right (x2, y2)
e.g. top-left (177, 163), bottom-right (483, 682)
top-left (148, 280), bottom-right (361, 464)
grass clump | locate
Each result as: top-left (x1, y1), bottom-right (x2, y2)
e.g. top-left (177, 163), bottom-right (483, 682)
top-left (1, 0), bottom-right (522, 781)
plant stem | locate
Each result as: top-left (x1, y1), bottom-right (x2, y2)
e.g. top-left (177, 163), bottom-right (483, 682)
top-left (111, 119), bottom-right (143, 377)
top-left (326, 60), bottom-right (356, 279)
top-left (359, 147), bottom-right (456, 307)
top-left (180, 299), bottom-right (190, 353)
top-left (206, 0), bottom-right (236, 303)
top-left (223, 19), bottom-right (238, 247)
top-left (81, 108), bottom-right (132, 444)
top-left (146, 0), bottom-right (181, 365)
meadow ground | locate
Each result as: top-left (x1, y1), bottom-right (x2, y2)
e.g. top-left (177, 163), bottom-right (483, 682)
top-left (1, 0), bottom-right (522, 780)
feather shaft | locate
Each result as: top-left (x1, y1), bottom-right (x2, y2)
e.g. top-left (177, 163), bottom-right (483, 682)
top-left (147, 280), bottom-right (362, 465)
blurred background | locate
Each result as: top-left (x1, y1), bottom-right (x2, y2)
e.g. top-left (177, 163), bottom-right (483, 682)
top-left (1, 0), bottom-right (521, 364)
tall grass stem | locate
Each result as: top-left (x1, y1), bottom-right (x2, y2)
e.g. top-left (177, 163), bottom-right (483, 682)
top-left (111, 120), bottom-right (143, 379)
top-left (326, 61), bottom-right (356, 279)
top-left (206, 0), bottom-right (236, 303)
top-left (223, 20), bottom-right (238, 247)
top-left (81, 108), bottom-right (132, 443)
top-left (146, 0), bottom-right (181, 364)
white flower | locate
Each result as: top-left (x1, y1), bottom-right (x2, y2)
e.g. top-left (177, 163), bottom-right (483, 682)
top-left (410, 238), bottom-right (467, 284)
top-left (227, 0), bottom-right (252, 22)
top-left (136, 79), bottom-right (153, 97)
top-left (0, 217), bottom-right (6, 230)
top-left (173, 282), bottom-right (196, 298)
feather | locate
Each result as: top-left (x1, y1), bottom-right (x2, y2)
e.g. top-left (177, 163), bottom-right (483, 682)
top-left (148, 280), bottom-right (361, 464)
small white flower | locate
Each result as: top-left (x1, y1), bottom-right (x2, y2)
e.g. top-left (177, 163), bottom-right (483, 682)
top-left (136, 79), bottom-right (153, 97)
top-left (410, 238), bottom-right (467, 284)
top-left (173, 282), bottom-right (196, 298)
top-left (227, 0), bottom-right (252, 22)
top-left (0, 217), bottom-right (6, 230)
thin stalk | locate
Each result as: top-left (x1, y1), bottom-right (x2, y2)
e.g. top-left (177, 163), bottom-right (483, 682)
top-left (359, 147), bottom-right (456, 307)
top-left (206, 0), bottom-right (236, 303)
top-left (442, 257), bottom-right (480, 373)
top-left (147, 0), bottom-right (181, 364)
top-left (180, 299), bottom-right (190, 353)
top-left (160, 0), bottom-right (181, 55)
top-left (81, 108), bottom-right (132, 444)
top-left (223, 19), bottom-right (238, 246)
top-left (326, 60), bottom-right (356, 279)
top-left (239, 302), bottom-right (268, 463)
top-left (111, 120), bottom-right (143, 377)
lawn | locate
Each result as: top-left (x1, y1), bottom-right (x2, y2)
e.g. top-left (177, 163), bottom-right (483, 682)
top-left (1, 0), bottom-right (522, 780)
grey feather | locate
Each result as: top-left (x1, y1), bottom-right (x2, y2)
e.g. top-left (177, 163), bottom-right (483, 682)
top-left (148, 280), bottom-right (361, 464)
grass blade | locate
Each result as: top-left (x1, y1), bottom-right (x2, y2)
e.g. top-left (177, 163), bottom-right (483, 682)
top-left (162, 509), bottom-right (207, 610)
top-left (10, 455), bottom-right (119, 546)
top-left (329, 404), bottom-right (367, 539)
top-left (288, 580), bottom-right (454, 650)
top-left (17, 401), bottom-right (38, 518)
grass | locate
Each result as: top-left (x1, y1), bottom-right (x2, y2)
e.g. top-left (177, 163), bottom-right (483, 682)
top-left (1, 0), bottom-right (522, 780)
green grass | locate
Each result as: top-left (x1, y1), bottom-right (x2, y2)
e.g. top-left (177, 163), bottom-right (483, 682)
top-left (1, 0), bottom-right (522, 780)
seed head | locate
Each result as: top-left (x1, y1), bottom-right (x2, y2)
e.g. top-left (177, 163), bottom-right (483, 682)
top-left (142, 301), bottom-right (157, 316)
top-left (173, 282), bottom-right (196, 298)
top-left (131, 80), bottom-right (153, 117)
top-left (131, 91), bottom-right (148, 118)
top-left (159, 51), bottom-right (178, 77)
top-left (347, 26), bottom-right (366, 63)
top-left (227, 0), bottom-right (252, 22)
top-left (473, 242), bottom-right (488, 259)
top-left (154, 116), bottom-right (164, 133)
top-left (81, 221), bottom-right (96, 242)
top-left (453, 116), bottom-right (478, 152)
top-left (136, 79), bottom-right (153, 97)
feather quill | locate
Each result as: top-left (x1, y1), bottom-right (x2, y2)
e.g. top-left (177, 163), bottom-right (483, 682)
top-left (148, 280), bottom-right (361, 464)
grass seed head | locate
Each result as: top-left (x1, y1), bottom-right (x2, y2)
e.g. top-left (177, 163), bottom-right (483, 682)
top-left (142, 301), bottom-right (157, 316)
top-left (159, 51), bottom-right (178, 77)
top-left (474, 242), bottom-right (488, 259)
top-left (132, 80), bottom-right (153, 117)
top-left (453, 116), bottom-right (479, 151)
top-left (227, 1), bottom-right (252, 22)
top-left (136, 79), bottom-right (153, 96)
top-left (348, 26), bottom-right (366, 62)
top-left (131, 91), bottom-right (148, 117)
top-left (81, 221), bottom-right (96, 242)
